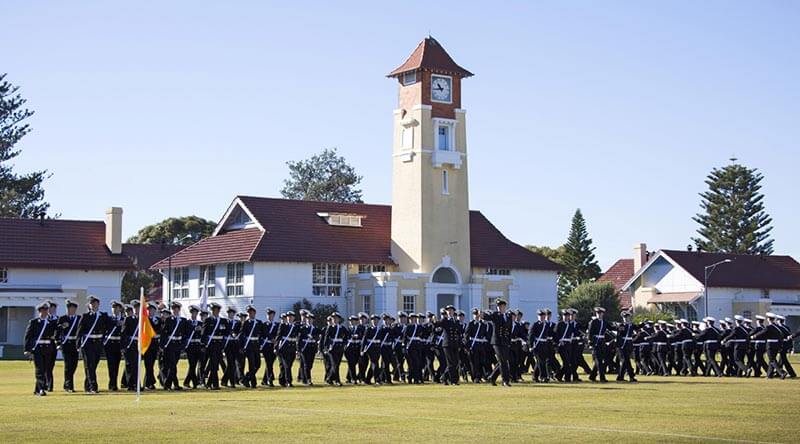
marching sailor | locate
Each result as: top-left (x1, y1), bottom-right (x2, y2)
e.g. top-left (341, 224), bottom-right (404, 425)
top-left (57, 299), bottom-right (81, 392)
top-left (24, 302), bottom-right (57, 396)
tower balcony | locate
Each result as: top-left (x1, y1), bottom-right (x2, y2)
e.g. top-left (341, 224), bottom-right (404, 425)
top-left (432, 149), bottom-right (463, 169)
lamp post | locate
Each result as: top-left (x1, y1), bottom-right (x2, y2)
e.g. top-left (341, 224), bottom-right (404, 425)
top-left (164, 234), bottom-right (194, 306)
top-left (704, 259), bottom-right (733, 318)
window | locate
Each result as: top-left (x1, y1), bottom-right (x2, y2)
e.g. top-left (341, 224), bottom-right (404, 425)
top-left (742, 310), bottom-right (752, 320)
top-left (687, 305), bottom-right (698, 322)
top-left (442, 170), bottom-right (449, 195)
top-left (0, 267), bottom-right (7, 283)
top-left (313, 263), bottom-right (342, 296)
top-left (401, 127), bottom-right (413, 149)
top-left (226, 263), bottom-right (244, 296)
top-left (486, 268), bottom-right (510, 276)
top-left (363, 294), bottom-right (372, 313)
top-left (432, 267), bottom-right (458, 284)
top-left (401, 71), bottom-right (417, 86)
top-left (199, 265), bottom-right (216, 297)
top-left (317, 212), bottom-right (363, 227)
top-left (358, 264), bottom-right (386, 274)
top-left (761, 289), bottom-right (770, 299)
top-left (172, 267), bottom-right (189, 299)
top-left (488, 297), bottom-right (498, 311)
top-left (437, 126), bottom-right (450, 151)
top-left (403, 295), bottom-right (416, 313)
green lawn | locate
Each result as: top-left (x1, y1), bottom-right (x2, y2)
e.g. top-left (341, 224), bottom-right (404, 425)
top-left (0, 357), bottom-right (798, 443)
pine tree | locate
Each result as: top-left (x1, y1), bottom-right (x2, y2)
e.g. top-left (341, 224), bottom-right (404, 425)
top-left (558, 209), bottom-right (601, 302)
top-left (692, 160), bottom-right (774, 255)
top-left (0, 73), bottom-right (51, 217)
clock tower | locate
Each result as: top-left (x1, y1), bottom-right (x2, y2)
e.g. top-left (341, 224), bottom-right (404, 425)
top-left (387, 37), bottom-right (474, 282)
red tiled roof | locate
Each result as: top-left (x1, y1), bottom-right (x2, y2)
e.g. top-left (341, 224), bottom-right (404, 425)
top-left (150, 196), bottom-right (562, 272)
top-left (599, 259), bottom-right (635, 292)
top-left (599, 259), bottom-right (635, 309)
top-left (121, 243), bottom-right (186, 270)
top-left (662, 249), bottom-right (800, 290)
top-left (388, 37), bottom-right (473, 78)
top-left (152, 228), bottom-right (264, 268)
top-left (469, 212), bottom-right (563, 271)
top-left (0, 218), bottom-right (134, 271)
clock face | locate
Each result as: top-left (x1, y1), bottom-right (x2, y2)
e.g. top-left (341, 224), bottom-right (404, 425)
top-left (431, 75), bottom-right (452, 102)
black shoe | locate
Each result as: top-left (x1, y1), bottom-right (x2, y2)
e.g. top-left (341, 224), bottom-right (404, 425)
top-left (502, 382), bottom-right (511, 387)
top-left (630, 378), bottom-right (638, 383)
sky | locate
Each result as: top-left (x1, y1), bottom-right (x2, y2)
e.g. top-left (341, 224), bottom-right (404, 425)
top-left (3, 1), bottom-right (799, 270)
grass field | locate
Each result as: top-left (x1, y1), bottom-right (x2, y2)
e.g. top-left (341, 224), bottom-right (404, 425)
top-left (1, 357), bottom-right (799, 443)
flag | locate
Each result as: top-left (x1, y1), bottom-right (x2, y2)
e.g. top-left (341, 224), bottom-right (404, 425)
top-left (138, 289), bottom-right (156, 355)
top-left (199, 267), bottom-right (209, 312)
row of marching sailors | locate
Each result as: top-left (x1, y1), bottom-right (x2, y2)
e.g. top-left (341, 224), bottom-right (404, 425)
top-left (628, 313), bottom-right (798, 379)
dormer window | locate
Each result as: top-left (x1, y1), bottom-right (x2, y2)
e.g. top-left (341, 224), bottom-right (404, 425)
top-left (401, 71), bottom-right (417, 86)
top-left (223, 207), bottom-right (256, 231)
top-left (317, 212), bottom-right (364, 227)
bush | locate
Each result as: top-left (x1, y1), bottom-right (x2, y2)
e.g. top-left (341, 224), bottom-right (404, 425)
top-left (561, 282), bottom-right (621, 326)
top-left (631, 306), bottom-right (676, 325)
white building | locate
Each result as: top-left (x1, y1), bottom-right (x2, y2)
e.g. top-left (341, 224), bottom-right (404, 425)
top-left (153, 38), bottom-right (562, 318)
top-left (0, 209), bottom-right (132, 356)
top-left (621, 245), bottom-right (800, 334)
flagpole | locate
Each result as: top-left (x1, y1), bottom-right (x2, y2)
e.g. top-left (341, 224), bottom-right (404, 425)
top-left (137, 286), bottom-right (143, 402)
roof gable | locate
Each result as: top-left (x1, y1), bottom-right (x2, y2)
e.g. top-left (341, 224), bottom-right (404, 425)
top-left (0, 218), bottom-right (134, 271)
top-left (622, 249), bottom-right (800, 291)
top-left (151, 196), bottom-right (562, 272)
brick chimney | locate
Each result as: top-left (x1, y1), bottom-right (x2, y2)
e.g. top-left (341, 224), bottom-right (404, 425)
top-left (105, 207), bottom-right (123, 255)
top-left (633, 243), bottom-right (647, 272)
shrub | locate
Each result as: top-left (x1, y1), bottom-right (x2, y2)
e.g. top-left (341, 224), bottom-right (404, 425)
top-left (631, 306), bottom-right (676, 325)
top-left (561, 281), bottom-right (621, 325)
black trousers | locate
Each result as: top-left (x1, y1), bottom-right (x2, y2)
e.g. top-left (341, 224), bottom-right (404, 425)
top-left (752, 346), bottom-right (768, 377)
top-left (404, 345), bottom-right (422, 383)
top-left (261, 344), bottom-right (277, 384)
top-left (532, 346), bottom-right (549, 382)
top-left (298, 344), bottom-right (317, 384)
top-left (555, 343), bottom-right (573, 381)
top-left (46, 345), bottom-right (56, 391)
top-left (704, 346), bottom-right (722, 376)
top-left (184, 345), bottom-right (202, 387)
top-left (468, 344), bottom-right (487, 381)
top-left (104, 341), bottom-right (122, 389)
top-left (489, 344), bottom-right (511, 384)
top-left (767, 345), bottom-right (785, 378)
top-left (589, 344), bottom-right (608, 381)
top-left (364, 347), bottom-right (382, 384)
top-left (344, 345), bottom-right (360, 383)
top-left (33, 345), bottom-right (54, 394)
top-left (206, 342), bottom-right (224, 388)
top-left (142, 343), bottom-right (158, 387)
top-left (82, 339), bottom-right (103, 391)
top-left (509, 343), bottom-right (522, 380)
top-left (162, 343), bottom-right (181, 389)
top-left (123, 344), bottom-right (138, 389)
top-left (222, 343), bottom-right (240, 386)
top-left (732, 345), bottom-right (748, 376)
top-left (327, 345), bottom-right (344, 384)
top-left (616, 347), bottom-right (635, 380)
top-left (394, 346), bottom-right (406, 380)
top-left (442, 346), bottom-right (460, 384)
top-left (779, 344), bottom-right (796, 377)
top-left (278, 343), bottom-right (297, 386)
top-left (242, 344), bottom-right (261, 387)
top-left (62, 342), bottom-right (79, 390)
top-left (682, 345), bottom-right (696, 376)
top-left (380, 346), bottom-right (395, 383)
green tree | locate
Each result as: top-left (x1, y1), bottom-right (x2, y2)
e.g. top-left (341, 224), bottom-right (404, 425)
top-left (692, 160), bottom-right (774, 255)
top-left (127, 216), bottom-right (216, 245)
top-left (292, 298), bottom-right (338, 328)
top-left (0, 73), bottom-right (51, 218)
top-left (121, 271), bottom-right (154, 304)
top-left (561, 282), bottom-right (621, 326)
top-left (558, 209), bottom-right (601, 302)
top-left (526, 245), bottom-right (566, 266)
top-left (280, 148), bottom-right (363, 203)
